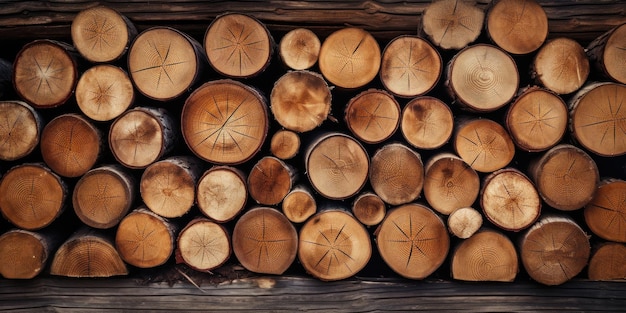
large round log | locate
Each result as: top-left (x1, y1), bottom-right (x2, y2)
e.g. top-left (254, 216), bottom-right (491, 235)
top-left (453, 117), bottom-right (515, 173)
top-left (422, 0), bottom-right (484, 50)
top-left (400, 96), bottom-right (454, 150)
top-left (423, 152), bottom-right (480, 215)
top-left (486, 0), bottom-right (548, 55)
top-left (75, 64), bottom-right (134, 122)
top-left (533, 37), bottom-right (589, 95)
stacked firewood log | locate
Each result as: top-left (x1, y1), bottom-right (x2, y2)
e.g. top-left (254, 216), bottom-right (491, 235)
top-left (0, 0), bottom-right (625, 286)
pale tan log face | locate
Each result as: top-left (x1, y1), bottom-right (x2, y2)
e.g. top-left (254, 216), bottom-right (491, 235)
top-left (422, 0), bottom-right (484, 50)
top-left (178, 219), bottom-right (230, 271)
top-left (318, 27), bottom-right (381, 89)
top-left (481, 169), bottom-right (541, 231)
top-left (0, 231), bottom-right (47, 279)
top-left (299, 210), bottom-right (371, 281)
top-left (451, 230), bottom-right (518, 282)
top-left (306, 134), bottom-right (369, 200)
top-left (447, 207), bottom-right (482, 239)
top-left (401, 96), bottom-right (453, 150)
top-left (128, 27), bottom-right (198, 100)
top-left (282, 189), bottom-right (316, 223)
top-left (376, 203), bottom-right (449, 280)
top-left (534, 145), bottom-right (599, 211)
top-left (233, 207), bottom-right (297, 275)
top-left (424, 154), bottom-right (480, 215)
top-left (487, 0), bottom-right (548, 55)
top-left (380, 36), bottom-right (442, 97)
top-left (41, 114), bottom-right (100, 178)
top-left (110, 109), bottom-right (163, 169)
top-left (116, 210), bottom-right (173, 268)
top-left (0, 101), bottom-right (40, 161)
top-left (74, 168), bottom-right (131, 228)
top-left (449, 44), bottom-right (519, 112)
top-left (270, 70), bottom-right (331, 133)
top-left (584, 180), bottom-right (626, 243)
top-left (13, 40), bottom-right (76, 108)
top-left (534, 38), bottom-right (589, 95)
top-left (571, 83), bottom-right (626, 157)
top-left (279, 28), bottom-right (320, 70)
top-left (454, 119), bottom-right (515, 173)
top-left (71, 6), bottom-right (130, 63)
top-left (604, 24), bottom-right (626, 84)
top-left (369, 143), bottom-right (423, 206)
top-left (182, 80), bottom-right (268, 165)
top-left (521, 217), bottom-right (590, 286)
top-left (0, 165), bottom-right (65, 230)
top-left (141, 161), bottom-right (195, 218)
top-left (345, 89), bottom-right (400, 144)
top-left (506, 88), bottom-right (567, 152)
top-left (197, 167), bottom-right (247, 223)
top-left (76, 65), bottom-right (134, 122)
top-left (204, 13), bottom-right (272, 78)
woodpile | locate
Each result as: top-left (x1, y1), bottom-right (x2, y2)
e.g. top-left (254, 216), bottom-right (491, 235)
top-left (0, 1), bottom-right (625, 286)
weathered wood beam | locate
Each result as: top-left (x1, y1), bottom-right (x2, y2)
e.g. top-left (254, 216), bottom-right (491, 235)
top-left (0, 1), bottom-right (623, 44)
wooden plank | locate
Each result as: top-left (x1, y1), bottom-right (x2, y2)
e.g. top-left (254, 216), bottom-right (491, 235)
top-left (1, 276), bottom-right (625, 311)
top-left (0, 0), bottom-right (623, 45)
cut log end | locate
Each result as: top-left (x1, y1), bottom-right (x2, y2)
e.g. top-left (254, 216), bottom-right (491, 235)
top-left (351, 192), bottom-right (386, 226)
top-left (197, 166), bottom-right (247, 223)
top-left (401, 96), bottom-right (453, 150)
top-left (345, 89), bottom-right (400, 144)
top-left (204, 13), bottom-right (273, 78)
top-left (279, 28), bottom-right (320, 70)
top-left (520, 215), bottom-right (590, 286)
top-left (282, 186), bottom-right (317, 223)
top-left (376, 203), bottom-right (449, 280)
top-left (0, 230), bottom-right (49, 279)
top-left (299, 209), bottom-right (371, 281)
top-left (0, 101), bottom-right (41, 161)
top-left (454, 118), bottom-right (515, 173)
top-left (584, 179), bottom-right (626, 243)
top-left (248, 156), bottom-right (295, 205)
top-left (319, 27), bottom-right (381, 89)
top-left (71, 6), bottom-right (136, 63)
top-left (76, 65), bottom-right (134, 122)
top-left (424, 153), bottom-right (480, 215)
top-left (590, 23), bottom-right (626, 84)
top-left (447, 207), bottom-right (482, 239)
top-left (370, 143), bottom-right (424, 206)
top-left (177, 218), bottom-right (231, 272)
top-left (380, 36), bottom-right (442, 97)
top-left (487, 0), bottom-right (548, 54)
top-left (270, 129), bottom-right (301, 160)
top-left (141, 158), bottom-right (198, 218)
top-left (451, 229), bottom-right (518, 282)
top-left (588, 242), bottom-right (626, 281)
top-left (422, 0), bottom-right (484, 50)
top-left (233, 207), bottom-right (298, 275)
top-left (116, 208), bottom-right (176, 268)
top-left (534, 37), bottom-right (589, 95)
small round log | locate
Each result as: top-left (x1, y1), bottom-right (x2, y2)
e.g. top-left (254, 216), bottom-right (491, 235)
top-left (196, 166), bottom-right (247, 223)
top-left (453, 117), bottom-right (515, 173)
top-left (270, 70), bottom-right (331, 133)
top-left (486, 0), bottom-right (548, 55)
top-left (369, 142), bottom-right (424, 206)
top-left (379, 35), bottom-right (442, 98)
top-left (233, 207), bottom-right (298, 275)
top-left (376, 203), bottom-right (449, 280)
top-left (318, 27), bottom-right (381, 89)
top-left (305, 132), bottom-right (369, 200)
top-left (116, 207), bottom-right (178, 268)
top-left (299, 208), bottom-right (371, 281)
top-left (140, 156), bottom-right (203, 218)
top-left (176, 217), bottom-right (231, 272)
top-left (519, 214), bottom-right (590, 286)
top-left (480, 168), bottom-right (541, 232)
top-left (75, 64), bottom-right (134, 122)
top-left (423, 152), bottom-right (480, 215)
top-left (451, 228), bottom-right (518, 282)
top-left (529, 144), bottom-right (599, 211)
top-left (247, 156), bottom-right (296, 205)
top-left (13, 40), bottom-right (78, 108)
top-left (128, 26), bottom-right (206, 101)
top-left (401, 96), bottom-right (454, 150)
top-left (270, 129), bottom-right (301, 160)
top-left (344, 89), bottom-right (400, 144)
top-left (279, 28), bottom-right (320, 70)
top-left (282, 185), bottom-right (317, 224)
top-left (447, 207), bottom-right (482, 239)
top-left (0, 163), bottom-right (66, 230)
top-left (109, 107), bottom-right (176, 169)
top-left (0, 101), bottom-right (42, 161)
top-left (422, 0), bottom-right (484, 50)
top-left (533, 37), bottom-right (589, 95)
top-left (351, 192), bottom-right (386, 227)
top-left (71, 6), bottom-right (137, 63)
top-left (73, 165), bottom-right (135, 229)
top-left (505, 87), bottom-right (568, 152)
top-left (204, 13), bottom-right (274, 78)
